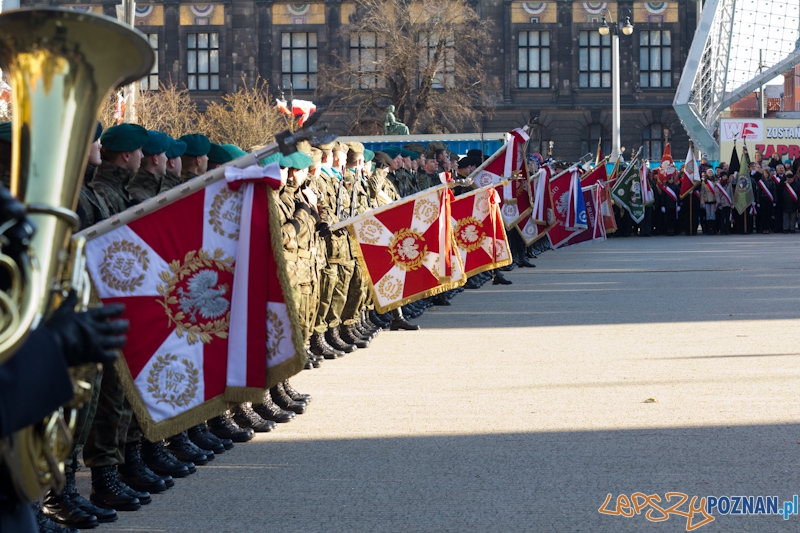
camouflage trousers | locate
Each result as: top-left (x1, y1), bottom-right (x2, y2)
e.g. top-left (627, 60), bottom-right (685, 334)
top-left (296, 283), bottom-right (315, 342)
top-left (313, 262), bottom-right (338, 334)
top-left (342, 260), bottom-right (368, 325)
top-left (325, 259), bottom-right (354, 328)
top-left (83, 362), bottom-right (133, 468)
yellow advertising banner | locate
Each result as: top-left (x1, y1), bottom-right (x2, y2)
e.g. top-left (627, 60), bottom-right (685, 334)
top-left (719, 118), bottom-right (800, 163)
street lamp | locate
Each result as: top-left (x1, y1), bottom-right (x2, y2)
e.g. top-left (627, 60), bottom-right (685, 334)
top-left (597, 10), bottom-right (633, 161)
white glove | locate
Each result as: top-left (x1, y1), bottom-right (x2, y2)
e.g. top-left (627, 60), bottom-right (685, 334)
top-left (676, 206), bottom-right (681, 212)
top-left (661, 206), bottom-right (666, 213)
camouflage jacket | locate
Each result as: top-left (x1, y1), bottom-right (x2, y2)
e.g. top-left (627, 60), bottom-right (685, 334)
top-left (127, 169), bottom-right (162, 204)
top-left (369, 168), bottom-right (401, 206)
top-left (416, 171), bottom-right (438, 193)
top-left (159, 171), bottom-right (182, 194)
top-left (277, 182), bottom-right (319, 286)
top-left (90, 161), bottom-right (133, 215)
top-left (343, 168), bottom-right (372, 216)
top-left (78, 166), bottom-right (111, 229)
top-left (319, 166), bottom-right (351, 262)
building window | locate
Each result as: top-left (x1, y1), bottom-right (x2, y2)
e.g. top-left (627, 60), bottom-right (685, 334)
top-left (581, 123), bottom-right (610, 157)
top-left (579, 31), bottom-right (611, 88)
top-left (517, 31), bottom-right (550, 89)
top-left (420, 32), bottom-right (454, 89)
top-left (282, 32), bottom-right (318, 90)
top-left (639, 31), bottom-right (671, 88)
top-left (140, 33), bottom-right (159, 91)
top-left (642, 123), bottom-right (665, 161)
top-left (350, 33), bottom-right (385, 89)
top-left (187, 33), bottom-right (219, 91)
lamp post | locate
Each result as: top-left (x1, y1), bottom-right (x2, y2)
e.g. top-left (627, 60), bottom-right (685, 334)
top-left (598, 11), bottom-right (633, 161)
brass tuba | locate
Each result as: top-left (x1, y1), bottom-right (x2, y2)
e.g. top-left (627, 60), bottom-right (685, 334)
top-left (0, 8), bottom-right (153, 501)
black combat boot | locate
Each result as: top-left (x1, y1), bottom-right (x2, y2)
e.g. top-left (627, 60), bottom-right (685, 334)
top-left (90, 466), bottom-right (141, 511)
top-left (369, 310), bottom-right (390, 328)
top-left (141, 439), bottom-right (194, 477)
top-left (270, 383), bottom-right (307, 414)
top-left (166, 431), bottom-right (213, 465)
top-left (34, 503), bottom-right (80, 533)
top-left (118, 442), bottom-right (168, 494)
top-left (325, 326), bottom-right (356, 353)
top-left (43, 478), bottom-right (100, 529)
top-left (340, 324), bottom-right (369, 348)
top-left (253, 391), bottom-right (295, 423)
top-left (207, 411), bottom-right (255, 442)
top-left (187, 423), bottom-right (230, 453)
top-left (389, 308), bottom-right (420, 331)
top-left (232, 402), bottom-right (277, 432)
top-left (310, 332), bottom-right (342, 359)
top-left (62, 460), bottom-right (118, 523)
top-left (283, 380), bottom-right (311, 403)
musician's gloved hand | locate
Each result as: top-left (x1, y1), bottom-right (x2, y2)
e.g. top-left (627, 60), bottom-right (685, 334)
top-left (0, 185), bottom-right (35, 257)
top-left (661, 206), bottom-right (666, 213)
top-left (316, 222), bottom-right (331, 237)
top-left (45, 291), bottom-right (129, 367)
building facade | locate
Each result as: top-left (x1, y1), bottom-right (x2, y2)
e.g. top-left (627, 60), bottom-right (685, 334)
top-left (22, 0), bottom-right (697, 161)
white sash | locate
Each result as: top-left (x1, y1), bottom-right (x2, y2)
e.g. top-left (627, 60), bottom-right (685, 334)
top-left (757, 180), bottom-right (774, 202)
top-left (785, 182), bottom-right (798, 203)
top-left (715, 182), bottom-right (732, 204)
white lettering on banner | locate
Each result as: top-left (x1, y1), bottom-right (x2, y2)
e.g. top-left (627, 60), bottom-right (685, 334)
top-left (721, 121), bottom-right (762, 141)
top-left (765, 126), bottom-right (800, 139)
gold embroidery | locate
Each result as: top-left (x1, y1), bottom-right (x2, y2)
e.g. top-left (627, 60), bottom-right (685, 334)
top-left (475, 171), bottom-right (497, 188)
top-left (413, 198), bottom-right (439, 226)
top-left (474, 195), bottom-right (490, 218)
top-left (156, 249), bottom-right (234, 345)
top-left (454, 217), bottom-right (485, 253)
top-left (376, 274), bottom-right (402, 302)
top-left (100, 240), bottom-right (150, 293)
top-left (146, 353), bottom-right (200, 408)
top-left (357, 218), bottom-right (384, 245)
top-left (208, 187), bottom-right (243, 241)
top-left (387, 228), bottom-right (428, 272)
top-left (266, 307), bottom-right (285, 362)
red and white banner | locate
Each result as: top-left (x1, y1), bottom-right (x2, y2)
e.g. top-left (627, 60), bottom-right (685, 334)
top-left (347, 186), bottom-right (465, 313)
top-left (658, 142), bottom-right (677, 188)
top-left (470, 129), bottom-right (531, 229)
top-left (580, 161), bottom-right (608, 188)
top-left (291, 99), bottom-right (316, 126)
top-left (547, 167), bottom-right (584, 249)
top-left (680, 146), bottom-right (699, 199)
top-left (450, 187), bottom-right (512, 276)
top-left (85, 164), bottom-right (302, 440)
top-left (593, 181), bottom-right (617, 238)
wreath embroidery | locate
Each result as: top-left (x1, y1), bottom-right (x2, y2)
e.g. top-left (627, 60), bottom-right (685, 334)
top-left (208, 187), bottom-right (242, 241)
top-left (146, 353), bottom-right (200, 408)
top-left (266, 307), bottom-right (285, 362)
top-left (156, 249), bottom-right (234, 345)
top-left (100, 240), bottom-right (150, 293)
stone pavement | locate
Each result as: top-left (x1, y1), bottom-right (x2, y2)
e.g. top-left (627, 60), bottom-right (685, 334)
top-left (81, 235), bottom-right (800, 532)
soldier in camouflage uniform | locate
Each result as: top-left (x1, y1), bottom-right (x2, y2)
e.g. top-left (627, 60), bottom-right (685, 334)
top-left (177, 133), bottom-right (210, 183)
top-left (158, 136), bottom-right (187, 193)
top-left (126, 130), bottom-right (169, 204)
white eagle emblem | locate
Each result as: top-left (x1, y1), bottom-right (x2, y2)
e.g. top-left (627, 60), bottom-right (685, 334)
top-left (460, 224), bottom-right (480, 243)
top-left (555, 192), bottom-right (569, 217)
top-left (397, 237), bottom-right (420, 260)
top-left (178, 269), bottom-right (229, 322)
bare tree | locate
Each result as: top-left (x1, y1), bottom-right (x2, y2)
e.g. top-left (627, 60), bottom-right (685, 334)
top-left (317, 0), bottom-right (498, 134)
top-left (137, 83), bottom-right (199, 138)
top-left (199, 77), bottom-right (286, 149)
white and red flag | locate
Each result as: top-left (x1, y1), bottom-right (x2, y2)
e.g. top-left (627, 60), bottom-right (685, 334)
top-left (85, 164), bottom-right (303, 440)
top-left (547, 167), bottom-right (585, 249)
top-left (517, 166), bottom-right (556, 245)
top-left (470, 128), bottom-right (531, 229)
top-left (658, 142), bottom-right (677, 188)
top-left (450, 187), bottom-right (512, 276)
top-left (345, 186), bottom-right (465, 313)
top-left (580, 160), bottom-right (608, 188)
top-left (291, 99), bottom-right (316, 126)
top-left (680, 145), bottom-right (700, 199)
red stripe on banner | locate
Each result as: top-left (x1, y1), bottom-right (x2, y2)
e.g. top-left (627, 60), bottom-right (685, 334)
top-left (374, 199), bottom-right (415, 235)
top-left (449, 194), bottom-right (475, 219)
top-left (360, 243), bottom-right (397, 285)
top-left (402, 265), bottom-right (439, 298)
top-left (422, 217), bottom-right (442, 254)
top-left (129, 191), bottom-right (204, 262)
top-left (246, 186), bottom-right (270, 387)
top-left (104, 295), bottom-right (174, 379)
top-left (202, 331), bottom-right (228, 398)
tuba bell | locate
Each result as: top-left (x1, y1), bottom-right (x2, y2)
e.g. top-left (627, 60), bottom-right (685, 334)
top-left (0, 7), bottom-right (153, 501)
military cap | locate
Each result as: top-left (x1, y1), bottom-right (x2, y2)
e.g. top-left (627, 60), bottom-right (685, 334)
top-left (0, 122), bottom-right (10, 143)
top-left (262, 152), bottom-right (283, 166)
top-left (345, 141), bottom-right (365, 155)
top-left (403, 143), bottom-right (427, 154)
top-left (316, 141), bottom-right (335, 151)
top-left (208, 142), bottom-right (233, 164)
top-left (100, 123), bottom-right (148, 152)
top-left (424, 150), bottom-right (435, 159)
top-left (428, 141), bottom-right (447, 151)
top-left (407, 151), bottom-right (419, 161)
top-left (166, 137), bottom-right (187, 159)
top-left (94, 122), bottom-right (103, 142)
top-left (309, 147), bottom-right (323, 164)
top-left (286, 151), bottom-right (313, 169)
top-left (467, 149), bottom-right (484, 160)
top-left (333, 141), bottom-right (349, 154)
top-left (448, 150), bottom-right (459, 161)
top-left (178, 133), bottom-right (211, 157)
top-left (373, 151), bottom-right (394, 168)
top-left (222, 144), bottom-right (247, 160)
top-left (458, 156), bottom-right (475, 169)
top-left (142, 130), bottom-right (170, 156)
top-left (400, 149), bottom-right (416, 159)
top-left (382, 146), bottom-right (401, 159)
top-left (296, 140), bottom-right (312, 156)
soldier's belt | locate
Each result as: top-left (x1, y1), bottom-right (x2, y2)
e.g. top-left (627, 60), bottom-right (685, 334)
top-left (297, 250), bottom-right (312, 259)
top-left (284, 252), bottom-right (298, 262)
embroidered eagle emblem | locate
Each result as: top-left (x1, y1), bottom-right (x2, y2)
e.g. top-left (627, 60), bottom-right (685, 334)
top-left (178, 269), bottom-right (229, 322)
top-left (397, 237), bottom-right (420, 260)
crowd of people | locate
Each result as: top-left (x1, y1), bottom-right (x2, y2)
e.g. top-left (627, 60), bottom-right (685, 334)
top-left (614, 151), bottom-right (800, 237)
top-left (0, 122), bottom-right (539, 533)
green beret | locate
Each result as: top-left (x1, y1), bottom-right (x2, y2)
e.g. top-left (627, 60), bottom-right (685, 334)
top-left (345, 141), bottom-right (365, 155)
top-left (428, 141), bottom-right (447, 151)
top-left (100, 123), bottom-right (148, 152)
top-left (382, 146), bottom-right (401, 159)
top-left (166, 137), bottom-right (187, 159)
top-left (222, 144), bottom-right (247, 160)
top-left (208, 142), bottom-right (233, 164)
top-left (178, 133), bottom-right (210, 157)
top-left (403, 143), bottom-right (426, 154)
top-left (309, 147), bottom-right (322, 164)
top-left (94, 122), bottom-right (103, 142)
top-left (262, 153), bottom-right (282, 166)
top-left (0, 122), bottom-right (10, 143)
top-left (287, 151), bottom-right (313, 170)
top-left (279, 155), bottom-right (293, 168)
top-left (142, 130), bottom-right (170, 156)
top-left (364, 149), bottom-right (374, 162)
top-left (400, 149), bottom-right (416, 159)
top-left (408, 151), bottom-right (419, 161)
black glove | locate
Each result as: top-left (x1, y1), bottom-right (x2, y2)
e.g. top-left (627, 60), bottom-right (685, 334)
top-left (315, 222), bottom-right (331, 237)
top-left (45, 291), bottom-right (129, 367)
top-left (0, 186), bottom-right (35, 257)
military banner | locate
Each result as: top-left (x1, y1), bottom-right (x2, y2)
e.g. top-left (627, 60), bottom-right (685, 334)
top-left (658, 142), bottom-right (677, 188)
top-left (733, 144), bottom-right (755, 215)
top-left (346, 186), bottom-right (465, 313)
top-left (679, 145), bottom-right (700, 199)
top-left (547, 167), bottom-right (588, 249)
top-left (450, 187), bottom-right (512, 276)
top-left (610, 158), bottom-right (645, 224)
top-left (516, 165), bottom-right (557, 245)
top-left (84, 164), bottom-right (304, 440)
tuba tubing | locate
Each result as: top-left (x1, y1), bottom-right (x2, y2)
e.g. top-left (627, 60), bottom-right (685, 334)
top-left (0, 7), bottom-right (153, 501)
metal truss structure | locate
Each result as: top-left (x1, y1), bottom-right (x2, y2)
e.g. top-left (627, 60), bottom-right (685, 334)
top-left (674, 0), bottom-right (800, 159)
